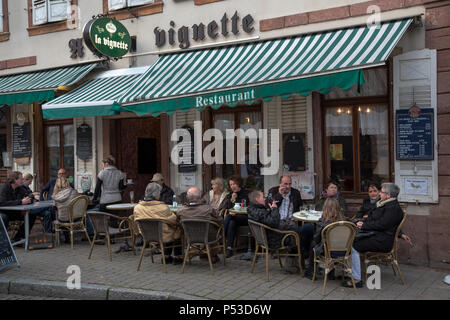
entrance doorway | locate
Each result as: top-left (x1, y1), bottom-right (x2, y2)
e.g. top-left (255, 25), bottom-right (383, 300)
top-left (115, 116), bottom-right (161, 202)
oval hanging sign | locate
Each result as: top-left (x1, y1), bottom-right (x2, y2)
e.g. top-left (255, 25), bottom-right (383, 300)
top-left (83, 17), bottom-right (131, 59)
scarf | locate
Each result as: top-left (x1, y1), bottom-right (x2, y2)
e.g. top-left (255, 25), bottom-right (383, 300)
top-left (376, 197), bottom-right (397, 208)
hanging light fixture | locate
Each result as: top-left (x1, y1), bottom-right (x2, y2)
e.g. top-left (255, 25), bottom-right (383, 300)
top-left (358, 106), bottom-right (361, 112)
top-left (366, 107), bottom-right (371, 113)
top-left (337, 108), bottom-right (342, 114)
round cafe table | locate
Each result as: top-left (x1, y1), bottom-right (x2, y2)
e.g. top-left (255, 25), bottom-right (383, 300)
top-left (105, 203), bottom-right (138, 253)
top-left (293, 210), bottom-right (323, 223)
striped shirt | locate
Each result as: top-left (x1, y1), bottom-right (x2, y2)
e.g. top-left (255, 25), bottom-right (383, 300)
top-left (279, 191), bottom-right (293, 220)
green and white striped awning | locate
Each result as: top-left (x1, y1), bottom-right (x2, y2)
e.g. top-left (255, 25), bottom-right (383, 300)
top-left (42, 67), bottom-right (149, 119)
top-left (0, 63), bottom-right (97, 106)
top-left (118, 18), bottom-right (412, 116)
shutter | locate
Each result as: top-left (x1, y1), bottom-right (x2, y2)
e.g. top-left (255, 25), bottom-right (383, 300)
top-left (48, 0), bottom-right (70, 22)
top-left (393, 49), bottom-right (438, 203)
top-left (74, 117), bottom-right (96, 193)
top-left (0, 3), bottom-right (3, 33)
top-left (108, 0), bottom-right (127, 11)
top-left (281, 94), bottom-right (309, 170)
top-left (127, 0), bottom-right (154, 7)
top-left (32, 0), bottom-right (48, 26)
top-left (263, 97), bottom-right (282, 194)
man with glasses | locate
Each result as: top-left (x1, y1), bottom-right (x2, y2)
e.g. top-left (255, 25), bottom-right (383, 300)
top-left (40, 168), bottom-right (72, 201)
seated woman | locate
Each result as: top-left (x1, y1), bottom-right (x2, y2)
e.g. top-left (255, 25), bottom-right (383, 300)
top-left (134, 182), bottom-right (183, 265)
top-left (356, 182), bottom-right (381, 220)
top-left (53, 176), bottom-right (80, 243)
top-left (304, 198), bottom-right (346, 279)
top-left (345, 182), bottom-right (404, 288)
top-left (315, 180), bottom-right (348, 216)
top-left (356, 181), bottom-right (412, 243)
top-left (218, 175), bottom-right (249, 258)
top-left (202, 177), bottom-right (229, 214)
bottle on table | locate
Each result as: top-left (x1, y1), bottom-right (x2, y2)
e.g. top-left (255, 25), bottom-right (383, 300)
top-left (172, 191), bottom-right (178, 207)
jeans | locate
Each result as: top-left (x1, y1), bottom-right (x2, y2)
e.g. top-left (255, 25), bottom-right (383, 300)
top-left (224, 214), bottom-right (248, 248)
top-left (29, 207), bottom-right (55, 233)
top-left (351, 247), bottom-right (361, 281)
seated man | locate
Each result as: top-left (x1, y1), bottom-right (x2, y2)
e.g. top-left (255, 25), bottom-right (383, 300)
top-left (151, 173), bottom-right (174, 205)
top-left (345, 182), bottom-right (404, 288)
top-left (40, 168), bottom-right (72, 201)
top-left (176, 187), bottom-right (223, 263)
top-left (0, 171), bottom-right (35, 242)
top-left (134, 182), bottom-right (183, 265)
top-left (248, 190), bottom-right (314, 271)
top-left (267, 176), bottom-right (314, 257)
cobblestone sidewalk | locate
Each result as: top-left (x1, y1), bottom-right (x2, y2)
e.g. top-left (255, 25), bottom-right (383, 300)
top-left (1, 241), bottom-right (449, 300)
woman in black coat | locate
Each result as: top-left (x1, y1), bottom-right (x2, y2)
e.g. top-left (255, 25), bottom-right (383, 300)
top-left (355, 183), bottom-right (381, 219)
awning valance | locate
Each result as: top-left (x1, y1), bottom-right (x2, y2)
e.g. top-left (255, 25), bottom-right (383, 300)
top-left (0, 63), bottom-right (98, 106)
top-left (117, 18), bottom-right (412, 116)
top-left (42, 67), bottom-right (149, 119)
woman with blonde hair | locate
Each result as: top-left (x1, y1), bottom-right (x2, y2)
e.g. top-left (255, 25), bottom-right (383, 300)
top-left (304, 198), bottom-right (346, 279)
top-left (53, 176), bottom-right (79, 243)
top-left (202, 177), bottom-right (229, 213)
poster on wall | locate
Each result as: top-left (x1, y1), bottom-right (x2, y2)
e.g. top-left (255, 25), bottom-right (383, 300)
top-left (404, 178), bottom-right (429, 195)
top-left (283, 133), bottom-right (306, 171)
top-left (289, 171), bottom-right (315, 200)
top-left (330, 144), bottom-right (343, 161)
top-left (181, 173), bottom-right (196, 186)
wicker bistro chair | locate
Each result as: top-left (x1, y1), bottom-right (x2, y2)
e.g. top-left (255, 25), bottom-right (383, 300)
top-left (311, 221), bottom-right (358, 296)
top-left (362, 210), bottom-right (407, 285)
top-left (135, 218), bottom-right (184, 273)
top-left (180, 219), bottom-right (226, 275)
top-left (54, 195), bottom-right (91, 249)
top-left (87, 211), bottom-right (136, 262)
top-left (248, 219), bottom-right (303, 282)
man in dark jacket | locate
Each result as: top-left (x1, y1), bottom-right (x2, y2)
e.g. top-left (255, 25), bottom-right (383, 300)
top-left (0, 171), bottom-right (35, 242)
top-left (267, 175), bottom-right (303, 222)
top-left (345, 182), bottom-right (404, 288)
top-left (248, 190), bottom-right (313, 269)
top-left (151, 173), bottom-right (174, 205)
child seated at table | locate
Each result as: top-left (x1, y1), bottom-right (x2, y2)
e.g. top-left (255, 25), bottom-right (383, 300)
top-left (304, 197), bottom-right (346, 279)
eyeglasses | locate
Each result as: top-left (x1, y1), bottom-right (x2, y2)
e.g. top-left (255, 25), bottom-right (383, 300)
top-left (380, 191), bottom-right (387, 194)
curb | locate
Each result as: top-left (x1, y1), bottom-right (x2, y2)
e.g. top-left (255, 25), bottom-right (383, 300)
top-left (0, 278), bottom-right (206, 300)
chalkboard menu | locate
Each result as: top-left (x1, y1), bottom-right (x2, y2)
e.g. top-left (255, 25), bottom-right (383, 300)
top-left (396, 108), bottom-right (434, 160)
top-left (0, 218), bottom-right (19, 271)
top-left (12, 122), bottom-right (31, 158)
top-left (76, 123), bottom-right (92, 160)
top-left (178, 125), bottom-right (196, 173)
top-left (283, 133), bottom-right (306, 171)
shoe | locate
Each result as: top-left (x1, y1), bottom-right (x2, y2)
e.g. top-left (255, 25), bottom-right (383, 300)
top-left (225, 248), bottom-right (233, 258)
top-left (211, 255), bottom-right (220, 264)
top-left (342, 279), bottom-right (364, 288)
top-left (173, 257), bottom-right (183, 265)
top-left (162, 256), bottom-right (173, 264)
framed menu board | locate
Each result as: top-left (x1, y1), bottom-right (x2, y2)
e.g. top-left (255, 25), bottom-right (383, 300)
top-left (12, 122), bottom-right (31, 158)
top-left (396, 108), bottom-right (434, 160)
top-left (76, 123), bottom-right (93, 160)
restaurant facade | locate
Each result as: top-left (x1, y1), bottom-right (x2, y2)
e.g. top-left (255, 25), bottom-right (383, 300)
top-left (0, 0), bottom-right (449, 269)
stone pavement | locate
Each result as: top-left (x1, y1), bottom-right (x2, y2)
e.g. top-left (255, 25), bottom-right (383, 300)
top-left (0, 240), bottom-right (449, 300)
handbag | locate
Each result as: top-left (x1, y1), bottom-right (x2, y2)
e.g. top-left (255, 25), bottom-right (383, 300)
top-left (355, 229), bottom-right (376, 240)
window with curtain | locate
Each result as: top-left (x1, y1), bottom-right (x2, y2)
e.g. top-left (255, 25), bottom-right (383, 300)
top-left (324, 104), bottom-right (389, 193)
top-left (45, 123), bottom-right (74, 181)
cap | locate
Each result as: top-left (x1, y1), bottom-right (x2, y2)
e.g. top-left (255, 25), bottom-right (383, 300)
top-left (151, 173), bottom-right (164, 182)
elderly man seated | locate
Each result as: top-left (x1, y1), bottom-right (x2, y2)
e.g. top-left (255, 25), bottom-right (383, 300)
top-left (176, 187), bottom-right (223, 264)
top-left (134, 182), bottom-right (183, 265)
top-left (345, 182), bottom-right (405, 288)
top-left (248, 190), bottom-right (313, 272)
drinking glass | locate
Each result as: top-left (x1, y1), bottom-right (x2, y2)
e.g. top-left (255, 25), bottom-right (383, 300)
top-left (241, 199), bottom-right (247, 207)
top-left (310, 204), bottom-right (315, 211)
top-left (130, 191), bottom-right (135, 203)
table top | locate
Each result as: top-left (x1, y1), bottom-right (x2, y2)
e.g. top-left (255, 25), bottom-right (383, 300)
top-left (293, 210), bottom-right (323, 223)
top-left (229, 207), bottom-right (248, 214)
top-left (0, 200), bottom-right (54, 211)
top-left (106, 203), bottom-right (137, 210)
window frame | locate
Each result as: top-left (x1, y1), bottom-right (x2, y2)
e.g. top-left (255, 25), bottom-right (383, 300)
top-left (0, 0), bottom-right (10, 42)
top-left (43, 119), bottom-right (75, 182)
top-left (103, 0), bottom-right (163, 21)
top-left (27, 0), bottom-right (77, 37)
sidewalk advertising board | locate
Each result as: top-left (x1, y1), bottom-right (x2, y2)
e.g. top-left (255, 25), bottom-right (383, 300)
top-left (0, 218), bottom-right (19, 271)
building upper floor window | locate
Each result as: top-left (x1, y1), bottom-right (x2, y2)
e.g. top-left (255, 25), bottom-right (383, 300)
top-left (108, 0), bottom-right (154, 11)
top-left (32, 0), bottom-right (71, 26)
top-left (0, 0), bottom-right (10, 41)
top-left (0, 1), bottom-right (3, 33)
